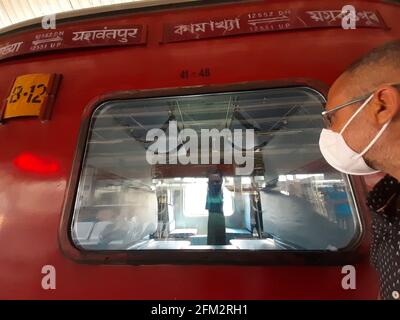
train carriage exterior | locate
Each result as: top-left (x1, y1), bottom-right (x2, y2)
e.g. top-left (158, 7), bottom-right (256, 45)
top-left (0, 0), bottom-right (399, 300)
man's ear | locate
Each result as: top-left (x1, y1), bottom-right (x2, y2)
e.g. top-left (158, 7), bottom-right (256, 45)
top-left (372, 84), bottom-right (400, 125)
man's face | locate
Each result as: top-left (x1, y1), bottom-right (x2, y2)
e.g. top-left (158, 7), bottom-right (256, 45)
top-left (324, 76), bottom-right (374, 156)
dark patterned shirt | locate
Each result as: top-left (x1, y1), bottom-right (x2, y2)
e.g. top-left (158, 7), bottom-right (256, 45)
top-left (367, 175), bottom-right (400, 300)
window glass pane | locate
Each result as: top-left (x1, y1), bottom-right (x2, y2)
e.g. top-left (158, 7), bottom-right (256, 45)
top-left (72, 87), bottom-right (360, 251)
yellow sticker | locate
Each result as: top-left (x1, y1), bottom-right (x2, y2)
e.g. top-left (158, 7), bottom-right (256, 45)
top-left (3, 73), bottom-right (53, 119)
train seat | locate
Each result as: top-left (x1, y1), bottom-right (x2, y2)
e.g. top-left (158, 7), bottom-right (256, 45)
top-left (186, 245), bottom-right (238, 250)
top-left (128, 240), bottom-right (191, 250)
top-left (230, 239), bottom-right (281, 250)
top-left (169, 228), bottom-right (198, 238)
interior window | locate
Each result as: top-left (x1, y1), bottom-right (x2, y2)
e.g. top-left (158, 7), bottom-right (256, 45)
top-left (71, 87), bottom-right (360, 251)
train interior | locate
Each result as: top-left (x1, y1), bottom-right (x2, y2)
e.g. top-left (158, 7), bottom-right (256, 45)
top-left (72, 87), bottom-right (359, 251)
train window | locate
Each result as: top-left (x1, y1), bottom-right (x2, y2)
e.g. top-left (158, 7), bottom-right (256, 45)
top-left (71, 87), bottom-right (360, 252)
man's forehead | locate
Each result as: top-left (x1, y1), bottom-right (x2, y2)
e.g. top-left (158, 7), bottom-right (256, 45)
top-left (326, 75), bottom-right (351, 111)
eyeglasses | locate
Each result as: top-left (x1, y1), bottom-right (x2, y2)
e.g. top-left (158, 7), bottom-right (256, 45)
top-left (321, 83), bottom-right (400, 127)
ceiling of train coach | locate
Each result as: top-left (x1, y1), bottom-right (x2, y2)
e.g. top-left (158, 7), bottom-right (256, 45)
top-left (0, 0), bottom-right (198, 31)
top-left (84, 89), bottom-right (326, 180)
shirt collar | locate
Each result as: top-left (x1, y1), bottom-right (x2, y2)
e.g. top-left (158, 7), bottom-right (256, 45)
top-left (367, 174), bottom-right (400, 214)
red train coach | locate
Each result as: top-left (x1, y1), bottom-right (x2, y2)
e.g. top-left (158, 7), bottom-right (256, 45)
top-left (0, 0), bottom-right (399, 300)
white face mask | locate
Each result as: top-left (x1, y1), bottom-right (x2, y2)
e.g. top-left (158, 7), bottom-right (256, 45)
top-left (319, 94), bottom-right (391, 175)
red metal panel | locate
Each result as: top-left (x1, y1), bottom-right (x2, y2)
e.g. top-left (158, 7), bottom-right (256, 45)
top-left (0, 0), bottom-right (398, 299)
